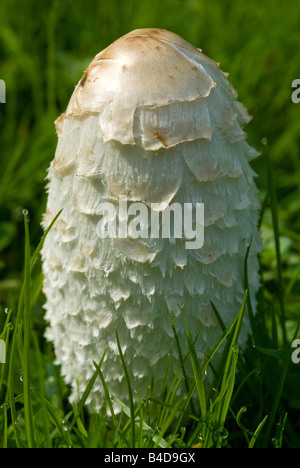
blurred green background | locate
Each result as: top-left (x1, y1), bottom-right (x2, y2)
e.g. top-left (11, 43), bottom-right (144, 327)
top-left (0, 0), bottom-right (299, 448)
top-left (1, 0), bottom-right (300, 317)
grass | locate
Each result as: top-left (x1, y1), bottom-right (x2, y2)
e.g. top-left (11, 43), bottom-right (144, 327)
top-left (0, 204), bottom-right (297, 448)
top-left (0, 0), bottom-right (300, 449)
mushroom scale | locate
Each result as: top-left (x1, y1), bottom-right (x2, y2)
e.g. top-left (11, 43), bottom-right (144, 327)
top-left (42, 28), bottom-right (261, 412)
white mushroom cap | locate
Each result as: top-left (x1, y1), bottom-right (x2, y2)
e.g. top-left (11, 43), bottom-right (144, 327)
top-left (57, 28), bottom-right (219, 150)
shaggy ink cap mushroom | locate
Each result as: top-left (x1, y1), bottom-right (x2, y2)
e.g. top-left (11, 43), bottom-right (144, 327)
top-left (42, 29), bottom-right (262, 413)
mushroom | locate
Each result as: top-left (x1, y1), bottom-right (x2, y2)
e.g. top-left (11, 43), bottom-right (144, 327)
top-left (41, 28), bottom-right (261, 412)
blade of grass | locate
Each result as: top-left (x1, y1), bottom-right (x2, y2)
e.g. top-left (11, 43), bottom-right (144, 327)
top-left (249, 415), bottom-right (268, 448)
top-left (93, 358), bottom-right (118, 430)
top-left (2, 403), bottom-right (8, 448)
top-left (7, 209), bottom-right (61, 447)
top-left (235, 406), bottom-right (250, 445)
top-left (32, 387), bottom-right (71, 443)
top-left (76, 349), bottom-right (107, 416)
top-left (202, 301), bottom-right (243, 379)
top-left (57, 351), bottom-right (109, 446)
top-left (230, 367), bottom-right (261, 407)
top-left (273, 412), bottom-right (287, 448)
top-left (210, 301), bottom-right (226, 333)
top-left (243, 238), bottom-right (256, 336)
top-left (151, 353), bottom-right (171, 431)
top-left (71, 403), bottom-right (88, 441)
top-left (115, 329), bottom-right (135, 448)
top-left (178, 306), bottom-right (207, 420)
top-left (32, 331), bottom-right (51, 448)
top-left (264, 322), bottom-right (300, 445)
top-left (266, 150), bottom-right (286, 344)
top-left (87, 413), bottom-right (106, 449)
top-left (30, 209), bottom-right (63, 270)
top-left (134, 391), bottom-right (144, 448)
top-left (216, 348), bottom-right (239, 442)
top-left (170, 315), bottom-right (196, 415)
top-left (111, 394), bottom-right (169, 448)
top-left (207, 293), bottom-right (248, 447)
top-left (30, 271), bottom-right (44, 308)
top-left (148, 375), bottom-right (187, 430)
top-left (183, 301), bottom-right (245, 420)
top-left (220, 291), bottom-right (248, 389)
top-left (0, 309), bottom-right (12, 393)
top-left (270, 301), bottom-right (279, 349)
top-left (7, 304), bottom-right (23, 446)
top-left (23, 210), bottom-right (35, 448)
top-left (154, 395), bottom-right (187, 449)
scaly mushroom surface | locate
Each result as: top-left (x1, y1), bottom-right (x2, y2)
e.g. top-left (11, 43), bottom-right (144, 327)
top-left (42, 28), bottom-right (261, 411)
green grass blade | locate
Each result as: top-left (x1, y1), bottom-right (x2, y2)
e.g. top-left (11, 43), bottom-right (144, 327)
top-left (93, 358), bottom-right (118, 429)
top-left (179, 307), bottom-right (207, 419)
top-left (264, 324), bottom-right (299, 445)
top-left (32, 387), bottom-right (70, 442)
top-left (0, 309), bottom-right (12, 394)
top-left (111, 395), bottom-right (169, 448)
top-left (2, 403), bottom-right (8, 448)
top-left (7, 209), bottom-right (61, 448)
top-left (218, 348), bottom-right (239, 431)
top-left (201, 308), bottom-right (241, 376)
top-left (30, 209), bottom-right (63, 271)
top-left (75, 350), bottom-right (107, 416)
top-left (32, 331), bottom-right (52, 448)
top-left (152, 353), bottom-right (170, 430)
top-left (248, 415), bottom-right (268, 448)
top-left (273, 412), bottom-right (287, 448)
top-left (221, 291), bottom-right (248, 388)
top-left (210, 301), bottom-right (226, 333)
top-left (243, 238), bottom-right (255, 334)
top-left (23, 211), bottom-right (35, 448)
top-left (115, 329), bottom-right (135, 448)
top-left (266, 150), bottom-right (286, 344)
top-left (154, 396), bottom-right (187, 449)
top-left (170, 316), bottom-right (191, 390)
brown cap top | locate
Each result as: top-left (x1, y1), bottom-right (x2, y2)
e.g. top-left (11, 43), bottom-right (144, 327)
top-left (56, 28), bottom-right (219, 149)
